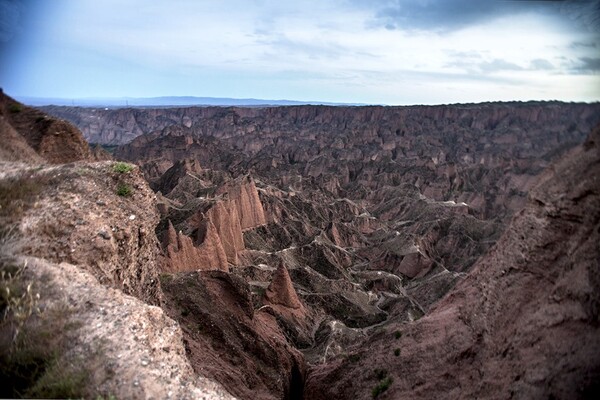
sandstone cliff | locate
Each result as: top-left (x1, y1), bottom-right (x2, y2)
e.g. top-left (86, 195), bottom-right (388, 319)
top-left (158, 170), bottom-right (267, 270)
top-left (162, 219), bottom-right (229, 272)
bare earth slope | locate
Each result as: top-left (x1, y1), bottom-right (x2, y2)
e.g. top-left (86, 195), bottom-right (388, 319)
top-left (304, 126), bottom-right (600, 399)
top-left (0, 91), bottom-right (98, 164)
top-left (0, 97), bottom-right (235, 399)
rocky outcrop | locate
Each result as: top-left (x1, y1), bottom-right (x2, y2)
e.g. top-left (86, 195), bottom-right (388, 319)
top-left (0, 257), bottom-right (234, 399)
top-left (304, 125), bottom-right (600, 399)
top-left (162, 220), bottom-right (229, 272)
top-left (264, 264), bottom-right (303, 310)
top-left (0, 92), bottom-right (96, 163)
top-left (158, 173), bottom-right (265, 271)
top-left (217, 175), bottom-right (267, 231)
top-left (12, 161), bottom-right (162, 305)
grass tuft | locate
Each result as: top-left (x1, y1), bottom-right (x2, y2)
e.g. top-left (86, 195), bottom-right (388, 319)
top-left (372, 376), bottom-right (393, 398)
top-left (112, 162), bottom-right (134, 174)
top-left (116, 183), bottom-right (133, 197)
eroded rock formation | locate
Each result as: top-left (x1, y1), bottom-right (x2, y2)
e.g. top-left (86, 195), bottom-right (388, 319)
top-left (158, 169), bottom-right (268, 270)
top-left (304, 125), bottom-right (600, 399)
top-left (5, 97), bottom-right (600, 400)
top-left (0, 92), bottom-right (108, 164)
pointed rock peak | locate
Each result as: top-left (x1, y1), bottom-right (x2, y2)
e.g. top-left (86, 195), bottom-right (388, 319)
top-left (264, 264), bottom-right (303, 309)
top-left (163, 219), bottom-right (179, 251)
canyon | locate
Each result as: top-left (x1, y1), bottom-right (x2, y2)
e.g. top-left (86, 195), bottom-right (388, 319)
top-left (1, 92), bottom-right (599, 399)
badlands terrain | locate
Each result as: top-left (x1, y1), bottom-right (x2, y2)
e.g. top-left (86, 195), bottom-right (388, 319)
top-left (1, 91), bottom-right (599, 399)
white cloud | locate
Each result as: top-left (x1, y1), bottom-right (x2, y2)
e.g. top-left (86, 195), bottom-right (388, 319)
top-left (1, 0), bottom-right (598, 102)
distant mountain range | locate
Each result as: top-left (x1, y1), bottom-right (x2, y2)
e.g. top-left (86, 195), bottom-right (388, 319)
top-left (16, 95), bottom-right (365, 108)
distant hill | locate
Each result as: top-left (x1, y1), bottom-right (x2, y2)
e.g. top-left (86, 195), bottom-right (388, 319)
top-left (16, 95), bottom-right (364, 108)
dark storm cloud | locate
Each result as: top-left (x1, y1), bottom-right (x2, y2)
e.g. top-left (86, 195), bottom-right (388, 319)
top-left (361, 0), bottom-right (600, 32)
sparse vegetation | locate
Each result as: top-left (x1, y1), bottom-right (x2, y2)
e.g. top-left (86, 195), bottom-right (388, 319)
top-left (372, 376), bottom-right (393, 398)
top-left (0, 261), bottom-right (92, 399)
top-left (0, 262), bottom-right (40, 341)
top-left (394, 330), bottom-right (402, 339)
top-left (116, 183), bottom-right (133, 197)
top-left (347, 353), bottom-right (361, 363)
top-left (374, 368), bottom-right (388, 380)
top-left (159, 273), bottom-right (173, 284)
top-left (0, 172), bottom-right (47, 222)
top-left (25, 357), bottom-right (88, 399)
top-left (8, 103), bottom-right (22, 113)
top-left (112, 162), bottom-right (134, 174)
top-left (394, 348), bottom-right (400, 356)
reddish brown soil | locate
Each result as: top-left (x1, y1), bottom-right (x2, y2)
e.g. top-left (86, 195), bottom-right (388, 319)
top-left (304, 126), bottom-right (600, 399)
top-left (0, 92), bottom-right (99, 163)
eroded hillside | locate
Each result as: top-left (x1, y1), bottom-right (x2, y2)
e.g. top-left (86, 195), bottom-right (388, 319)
top-left (4, 96), bottom-right (600, 399)
top-left (0, 93), bottom-right (233, 399)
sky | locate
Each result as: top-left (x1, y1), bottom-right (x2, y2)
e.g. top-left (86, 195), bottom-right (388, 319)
top-left (0, 0), bottom-right (599, 105)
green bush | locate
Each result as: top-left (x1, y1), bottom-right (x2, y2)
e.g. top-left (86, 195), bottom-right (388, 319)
top-left (394, 348), bottom-right (400, 356)
top-left (374, 368), bottom-right (388, 380)
top-left (8, 103), bottom-right (22, 113)
top-left (372, 376), bottom-right (393, 398)
top-left (394, 331), bottom-right (402, 339)
top-left (116, 183), bottom-right (133, 197)
top-left (112, 162), bottom-right (134, 174)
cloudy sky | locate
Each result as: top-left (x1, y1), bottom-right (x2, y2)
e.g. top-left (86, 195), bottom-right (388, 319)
top-left (0, 0), bottom-right (599, 104)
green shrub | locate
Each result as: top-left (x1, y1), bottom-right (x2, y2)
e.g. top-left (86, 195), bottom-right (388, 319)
top-left (394, 348), bottom-right (400, 356)
top-left (394, 331), bottom-right (402, 339)
top-left (374, 368), bottom-right (388, 380)
top-left (26, 359), bottom-right (88, 399)
top-left (112, 162), bottom-right (134, 174)
top-left (372, 376), bottom-right (393, 398)
top-left (8, 103), bottom-right (22, 113)
top-left (116, 183), bottom-right (133, 197)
